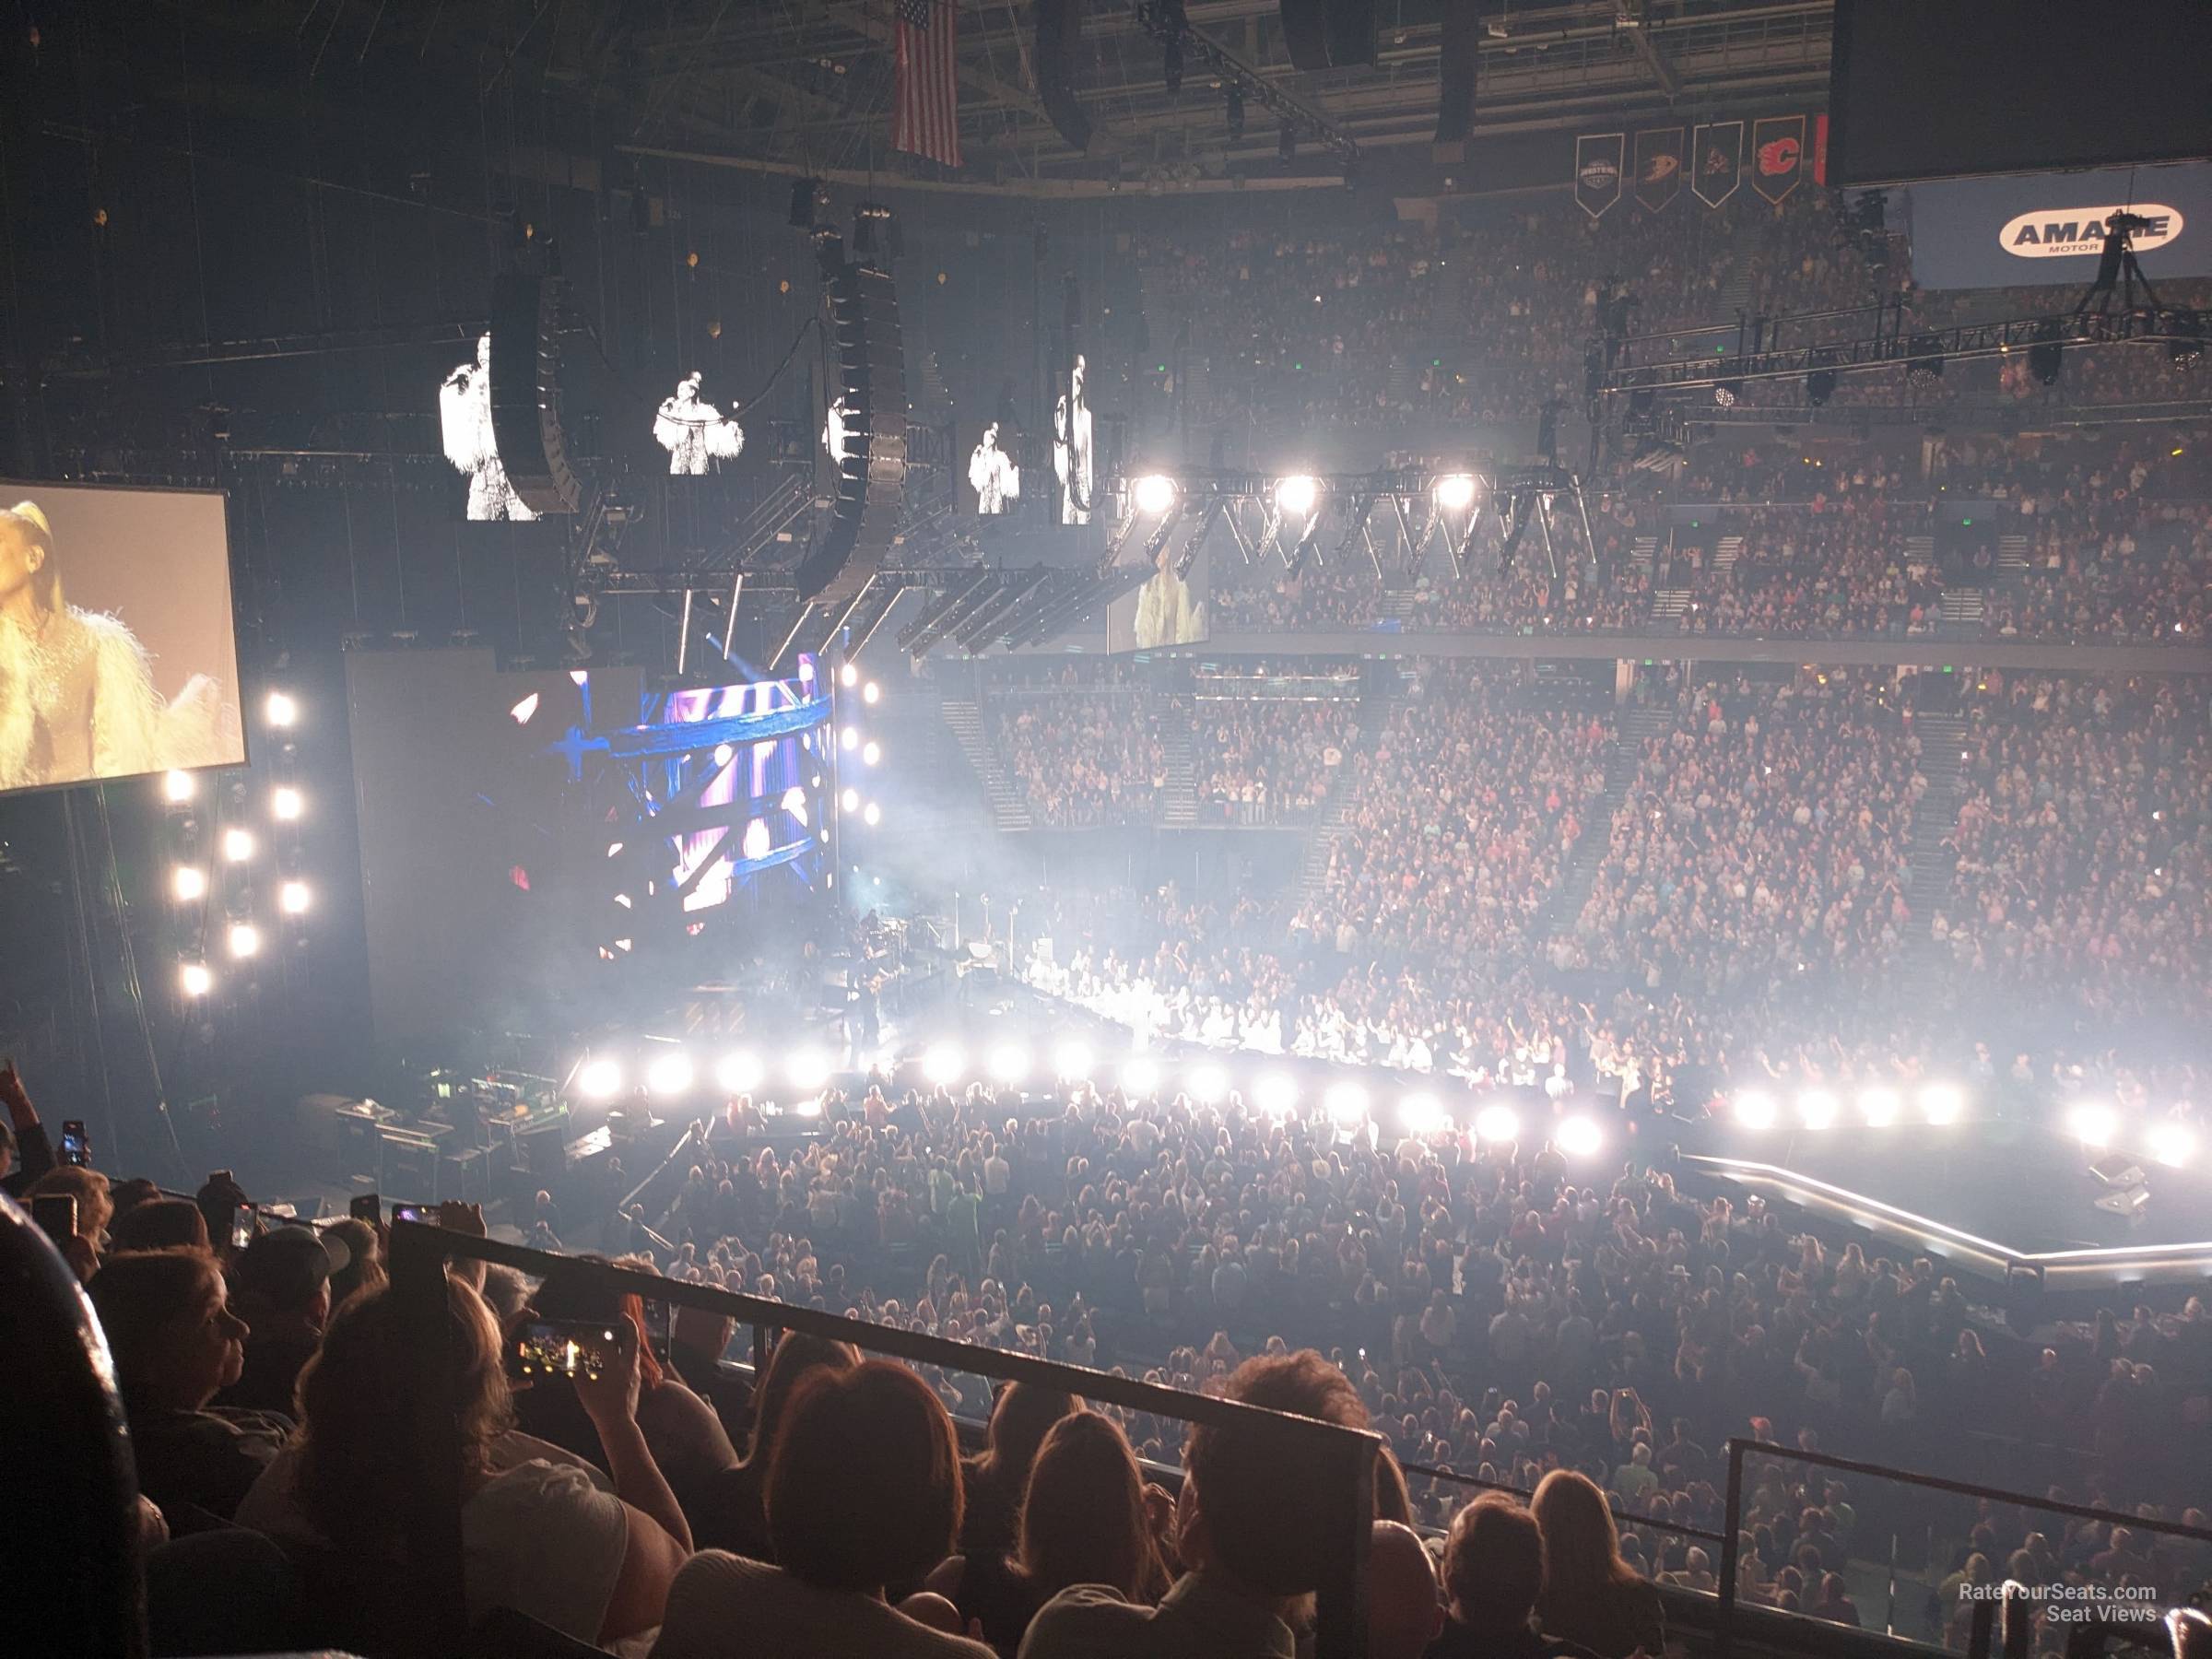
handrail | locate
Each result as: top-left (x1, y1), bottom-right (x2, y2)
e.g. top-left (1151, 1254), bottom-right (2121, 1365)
top-left (1395, 1457), bottom-right (1732, 1547)
top-left (387, 1221), bottom-right (1382, 1658)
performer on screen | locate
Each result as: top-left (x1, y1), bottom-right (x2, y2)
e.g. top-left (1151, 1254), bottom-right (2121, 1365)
top-left (1134, 532), bottom-right (1204, 649)
top-left (1053, 353), bottom-right (1093, 525)
top-left (439, 333), bottom-right (537, 522)
top-left (0, 500), bottom-right (228, 792)
top-left (967, 421), bottom-right (1020, 515)
top-left (653, 371), bottom-right (746, 476)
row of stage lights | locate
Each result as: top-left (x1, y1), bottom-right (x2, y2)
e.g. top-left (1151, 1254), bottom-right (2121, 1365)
top-left (1725, 1084), bottom-right (2196, 1168)
top-left (568, 1035), bottom-right (1612, 1159)
top-left (836, 663), bottom-right (887, 830)
top-left (1126, 472), bottom-right (1481, 519)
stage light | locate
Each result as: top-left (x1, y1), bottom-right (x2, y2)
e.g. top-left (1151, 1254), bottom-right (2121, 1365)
top-left (1857, 1087), bottom-right (1900, 1127)
top-left (863, 681), bottom-right (881, 705)
top-left (786, 1050), bottom-right (831, 1091)
top-left (1185, 1063), bottom-right (1228, 1104)
top-left (840, 663), bottom-right (860, 688)
top-left (2028, 318), bottom-right (2065, 386)
top-left (510, 693), bottom-right (541, 724)
top-left (1121, 1056), bottom-right (1161, 1097)
top-left (781, 786), bottom-right (809, 825)
top-left (171, 865), bottom-right (208, 902)
top-left (1253, 1072), bottom-right (1298, 1117)
top-left (1919, 1083), bottom-right (1964, 1125)
top-left (1556, 1115), bottom-right (1605, 1159)
top-left (265, 690), bottom-right (299, 728)
top-left (1434, 474), bottom-right (1478, 512)
top-left (986, 1043), bottom-right (1031, 1087)
top-left (272, 786), bottom-right (303, 821)
top-left (222, 828), bottom-right (255, 863)
top-left (841, 726), bottom-right (860, 750)
top-left (163, 770), bottom-right (196, 804)
top-left (279, 879), bottom-right (311, 915)
top-left (790, 1095), bottom-right (824, 1119)
top-left (227, 922), bottom-right (261, 959)
top-left (1714, 378), bottom-right (1742, 407)
top-left (2148, 1122), bottom-right (2196, 1169)
top-left (742, 819), bottom-right (771, 861)
top-left (862, 802), bottom-right (882, 827)
top-left (646, 1051), bottom-right (696, 1098)
top-left (180, 961), bottom-right (213, 997)
top-left (1474, 1102), bottom-right (1521, 1144)
top-left (577, 1057), bottom-right (624, 1100)
top-left (716, 1051), bottom-right (765, 1094)
top-left (1324, 1080), bottom-right (1369, 1127)
top-left (1052, 1039), bottom-right (1094, 1082)
top-left (2065, 1101), bottom-right (2117, 1148)
top-left (862, 741), bottom-right (881, 766)
top-left (1797, 1090), bottom-right (1841, 1132)
top-left (841, 788), bottom-right (861, 811)
top-left (922, 1042), bottom-right (967, 1087)
top-left (1274, 475), bottom-right (1320, 516)
top-left (1734, 1091), bottom-right (1778, 1131)
top-left (1399, 1093), bottom-right (1449, 1137)
top-left (1131, 474), bottom-right (1178, 516)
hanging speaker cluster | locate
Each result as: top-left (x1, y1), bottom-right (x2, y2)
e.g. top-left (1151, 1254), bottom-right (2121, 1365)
top-left (1034, 0), bottom-right (1093, 154)
top-left (487, 272), bottom-right (580, 515)
top-left (796, 235), bottom-right (907, 605)
top-left (1278, 0), bottom-right (1375, 72)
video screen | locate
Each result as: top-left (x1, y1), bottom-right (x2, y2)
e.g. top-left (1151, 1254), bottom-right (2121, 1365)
top-left (1107, 524), bottom-right (1209, 653)
top-left (439, 333), bottom-right (536, 522)
top-left (1053, 353), bottom-right (1094, 524)
top-left (653, 372), bottom-right (746, 476)
top-left (0, 482), bottom-right (244, 798)
top-left (963, 418), bottom-right (1022, 516)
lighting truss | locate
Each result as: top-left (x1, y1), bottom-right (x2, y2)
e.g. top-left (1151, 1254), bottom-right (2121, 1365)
top-left (1132, 2), bottom-right (1361, 168)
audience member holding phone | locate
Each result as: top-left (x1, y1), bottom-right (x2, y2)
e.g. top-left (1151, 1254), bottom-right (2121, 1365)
top-left (0, 1057), bottom-right (56, 1197)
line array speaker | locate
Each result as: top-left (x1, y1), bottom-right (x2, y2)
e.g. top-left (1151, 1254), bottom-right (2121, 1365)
top-left (1279, 0), bottom-right (1375, 72)
top-left (796, 241), bottom-right (907, 605)
top-left (487, 272), bottom-right (581, 515)
top-left (1435, 1), bottom-right (1477, 147)
top-left (1035, 0), bottom-right (1094, 154)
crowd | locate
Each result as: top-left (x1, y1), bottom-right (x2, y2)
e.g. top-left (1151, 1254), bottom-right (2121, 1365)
top-left (990, 675), bottom-right (1164, 828)
top-left (1190, 685), bottom-right (1359, 825)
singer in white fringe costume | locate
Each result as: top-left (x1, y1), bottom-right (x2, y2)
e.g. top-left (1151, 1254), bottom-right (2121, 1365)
top-left (0, 501), bottom-right (228, 792)
top-left (440, 334), bottom-right (537, 521)
top-left (1053, 354), bottom-right (1093, 525)
top-left (967, 421), bottom-right (1020, 514)
top-left (653, 372), bottom-right (746, 476)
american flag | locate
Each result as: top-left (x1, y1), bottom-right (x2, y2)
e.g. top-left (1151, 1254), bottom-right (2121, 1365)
top-left (894, 0), bottom-right (961, 169)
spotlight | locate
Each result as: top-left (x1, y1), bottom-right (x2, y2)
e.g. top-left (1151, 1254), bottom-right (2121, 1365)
top-left (1324, 1080), bottom-right (1369, 1127)
top-left (840, 663), bottom-right (860, 688)
top-left (862, 741), bottom-right (881, 766)
top-left (279, 879), bottom-right (312, 915)
top-left (862, 802), bottom-right (882, 827)
top-left (1274, 475), bottom-right (1320, 516)
top-left (577, 1056), bottom-right (624, 1100)
top-left (787, 1050), bottom-right (832, 1091)
top-left (1121, 1056), bottom-right (1161, 1097)
top-left (1399, 1093), bottom-right (1449, 1137)
top-left (1131, 474), bottom-right (1178, 516)
top-left (171, 865), bottom-right (208, 902)
top-left (922, 1041), bottom-right (967, 1087)
top-left (180, 961), bottom-right (214, 997)
top-left (863, 681), bottom-right (881, 705)
top-left (1556, 1115), bottom-right (1605, 1159)
top-left (2148, 1122), bottom-right (2196, 1169)
top-left (790, 1095), bottom-right (824, 1119)
top-left (1053, 1039), bottom-right (1095, 1081)
top-left (841, 788), bottom-right (861, 811)
top-left (841, 726), bottom-right (860, 751)
top-left (646, 1051), bottom-right (696, 1098)
top-left (2028, 318), bottom-right (2065, 386)
top-left (163, 770), bottom-right (196, 804)
top-left (222, 828), bottom-right (255, 863)
top-left (716, 1051), bottom-right (765, 1094)
top-left (2167, 312), bottom-right (2204, 369)
top-left (1474, 1102), bottom-right (1521, 1145)
top-left (1185, 1063), bottom-right (1229, 1104)
top-left (227, 922), bottom-right (261, 959)
top-left (2065, 1101), bottom-right (2117, 1148)
top-left (1907, 333), bottom-right (1946, 379)
top-left (1433, 474), bottom-right (1478, 512)
top-left (1252, 1072), bottom-right (1298, 1117)
top-left (1714, 378), bottom-right (1743, 407)
top-left (1806, 347), bottom-right (1839, 406)
top-left (1797, 1090), bottom-right (1841, 1132)
top-left (1919, 1083), bottom-right (1964, 1125)
top-left (986, 1043), bottom-right (1031, 1087)
top-left (1857, 1087), bottom-right (1900, 1127)
top-left (265, 690), bottom-right (299, 727)
top-left (1734, 1090), bottom-right (1778, 1131)
top-left (271, 786), bottom-right (303, 821)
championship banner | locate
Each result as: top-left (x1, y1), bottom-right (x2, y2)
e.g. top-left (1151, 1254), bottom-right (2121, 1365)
top-left (1635, 127), bottom-right (1685, 211)
top-left (1692, 121), bottom-right (1742, 207)
top-left (1752, 113), bottom-right (1806, 204)
top-left (1575, 133), bottom-right (1624, 219)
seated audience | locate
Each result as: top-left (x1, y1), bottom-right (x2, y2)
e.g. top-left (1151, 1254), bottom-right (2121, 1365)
top-left (692, 1330), bottom-right (861, 1559)
top-left (1370, 1519), bottom-right (1446, 1659)
top-left (1531, 1470), bottom-right (1666, 1659)
top-left (218, 1224), bottom-right (340, 1417)
top-left (960, 1381), bottom-right (1081, 1557)
top-left (1430, 1493), bottom-right (1547, 1659)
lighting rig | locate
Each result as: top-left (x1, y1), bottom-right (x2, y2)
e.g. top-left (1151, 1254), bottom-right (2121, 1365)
top-left (1132, 0), bottom-right (1361, 170)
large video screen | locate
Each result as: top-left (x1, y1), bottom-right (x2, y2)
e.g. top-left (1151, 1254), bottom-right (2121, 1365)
top-left (1106, 524), bottom-right (1209, 653)
top-left (0, 482), bottom-right (244, 797)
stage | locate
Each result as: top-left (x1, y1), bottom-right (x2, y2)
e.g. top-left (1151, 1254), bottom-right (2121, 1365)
top-left (1676, 1118), bottom-right (2212, 1289)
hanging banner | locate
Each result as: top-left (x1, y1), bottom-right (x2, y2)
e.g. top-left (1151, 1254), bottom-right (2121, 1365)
top-left (1752, 113), bottom-right (1806, 204)
top-left (1813, 112), bottom-right (1830, 186)
top-left (1634, 127), bottom-right (1685, 211)
top-left (1575, 133), bottom-right (1624, 219)
top-left (1692, 120), bottom-right (1742, 207)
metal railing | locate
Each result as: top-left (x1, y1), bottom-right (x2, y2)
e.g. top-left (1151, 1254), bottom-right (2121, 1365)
top-left (387, 1221), bottom-right (1382, 1658)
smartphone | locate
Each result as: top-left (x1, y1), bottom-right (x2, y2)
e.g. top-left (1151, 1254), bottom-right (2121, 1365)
top-left (32, 1194), bottom-right (77, 1245)
top-left (59, 1120), bottom-right (90, 1169)
top-left (511, 1320), bottom-right (621, 1382)
top-left (391, 1203), bottom-right (434, 1226)
top-left (210, 1170), bottom-right (234, 1185)
top-left (349, 1193), bottom-right (383, 1227)
top-left (229, 1203), bottom-right (255, 1251)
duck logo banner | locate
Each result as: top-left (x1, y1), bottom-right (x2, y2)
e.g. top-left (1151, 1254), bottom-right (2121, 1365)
top-left (1692, 121), bottom-right (1742, 207)
top-left (1635, 128), bottom-right (1685, 211)
top-left (1575, 133), bottom-right (1624, 219)
top-left (1752, 114), bottom-right (1806, 204)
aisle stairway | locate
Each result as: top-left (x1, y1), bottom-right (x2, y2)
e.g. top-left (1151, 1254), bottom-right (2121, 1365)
top-left (1997, 532), bottom-right (2030, 571)
top-left (1939, 588), bottom-right (1985, 628)
top-left (1712, 535), bottom-right (1743, 578)
top-left (939, 699), bottom-right (1034, 831)
top-left (1160, 713), bottom-right (1198, 828)
top-left (1898, 712), bottom-right (1969, 987)
top-left (1290, 672), bottom-right (1398, 910)
top-left (1539, 703), bottom-right (1673, 939)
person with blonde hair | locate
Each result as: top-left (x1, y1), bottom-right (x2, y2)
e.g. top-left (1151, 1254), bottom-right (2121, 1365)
top-left (0, 499), bottom-right (228, 790)
top-left (1530, 1468), bottom-right (1665, 1658)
